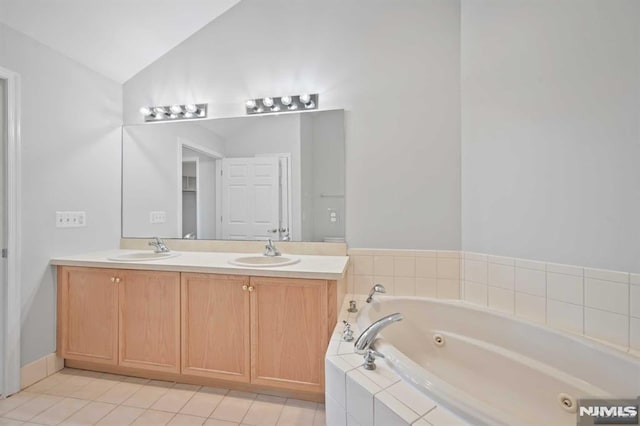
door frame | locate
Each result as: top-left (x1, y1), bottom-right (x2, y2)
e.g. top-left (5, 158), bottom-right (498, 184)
top-left (0, 66), bottom-right (21, 396)
top-left (176, 138), bottom-right (223, 239)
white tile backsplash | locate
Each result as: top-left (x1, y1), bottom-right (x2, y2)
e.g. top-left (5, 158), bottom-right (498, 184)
top-left (348, 248), bottom-right (640, 352)
top-left (393, 257), bottom-right (415, 277)
top-left (584, 278), bottom-right (629, 315)
top-left (415, 257), bottom-right (437, 278)
top-left (373, 256), bottom-right (394, 276)
top-left (515, 267), bottom-right (546, 297)
top-left (547, 272), bottom-right (583, 305)
top-left (437, 258), bottom-right (460, 280)
top-left (631, 286), bottom-right (640, 318)
top-left (464, 281), bottom-right (487, 306)
top-left (515, 293), bottom-right (546, 324)
top-left (488, 286), bottom-right (514, 314)
top-left (465, 260), bottom-right (487, 284)
top-left (547, 299), bottom-right (583, 334)
top-left (584, 308), bottom-right (629, 348)
top-left (488, 263), bottom-right (515, 290)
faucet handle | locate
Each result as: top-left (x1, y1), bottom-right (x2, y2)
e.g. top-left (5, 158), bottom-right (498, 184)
top-left (363, 349), bottom-right (385, 370)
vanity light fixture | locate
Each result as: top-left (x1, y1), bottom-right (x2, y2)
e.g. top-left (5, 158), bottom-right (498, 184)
top-left (139, 103), bottom-right (208, 122)
top-left (244, 94), bottom-right (319, 115)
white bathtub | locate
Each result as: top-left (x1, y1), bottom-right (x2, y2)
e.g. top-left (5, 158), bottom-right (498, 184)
top-left (356, 296), bottom-right (640, 426)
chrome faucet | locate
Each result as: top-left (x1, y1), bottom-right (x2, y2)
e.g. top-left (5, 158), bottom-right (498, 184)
top-left (366, 284), bottom-right (386, 303)
top-left (264, 238), bottom-right (281, 257)
top-left (354, 312), bottom-right (404, 370)
top-left (148, 237), bottom-right (170, 253)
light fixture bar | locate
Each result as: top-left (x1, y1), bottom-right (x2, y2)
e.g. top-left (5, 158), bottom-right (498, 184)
top-left (139, 103), bottom-right (208, 122)
top-left (245, 94), bottom-right (319, 115)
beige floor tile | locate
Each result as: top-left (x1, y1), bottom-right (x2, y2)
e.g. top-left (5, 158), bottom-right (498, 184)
top-left (25, 374), bottom-right (68, 393)
top-left (3, 394), bottom-right (62, 421)
top-left (204, 419), bottom-right (239, 426)
top-left (45, 375), bottom-right (96, 398)
top-left (210, 391), bottom-right (256, 423)
top-left (96, 405), bottom-right (144, 425)
top-left (241, 394), bottom-right (285, 426)
top-left (150, 384), bottom-right (199, 413)
top-left (69, 378), bottom-right (120, 400)
top-left (0, 418), bottom-right (23, 425)
top-left (0, 391), bottom-right (37, 416)
top-left (96, 382), bottom-right (144, 404)
top-left (131, 409), bottom-right (176, 426)
top-left (123, 382), bottom-right (172, 409)
top-left (30, 397), bottom-right (89, 425)
top-left (168, 413), bottom-right (206, 425)
top-left (60, 401), bottom-right (116, 425)
top-left (179, 387), bottom-right (227, 418)
top-left (123, 376), bottom-right (151, 385)
top-left (275, 399), bottom-right (317, 426)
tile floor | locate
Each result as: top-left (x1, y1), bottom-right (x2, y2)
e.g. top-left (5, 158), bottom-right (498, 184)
top-left (0, 369), bottom-right (325, 426)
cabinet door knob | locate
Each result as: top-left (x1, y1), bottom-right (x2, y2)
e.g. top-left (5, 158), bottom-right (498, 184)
top-left (242, 285), bottom-right (248, 291)
top-left (248, 286), bottom-right (255, 292)
top-left (111, 277), bottom-right (116, 283)
top-left (115, 278), bottom-right (121, 283)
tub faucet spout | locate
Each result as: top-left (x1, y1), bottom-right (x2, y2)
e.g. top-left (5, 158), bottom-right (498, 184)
top-left (366, 284), bottom-right (386, 303)
top-left (354, 312), bottom-right (403, 370)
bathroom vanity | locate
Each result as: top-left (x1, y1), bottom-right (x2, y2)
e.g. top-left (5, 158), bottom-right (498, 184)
top-left (51, 249), bottom-right (348, 402)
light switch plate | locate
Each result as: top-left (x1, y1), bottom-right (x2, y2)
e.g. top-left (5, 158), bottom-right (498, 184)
top-left (56, 211), bottom-right (86, 228)
top-left (150, 211), bottom-right (167, 224)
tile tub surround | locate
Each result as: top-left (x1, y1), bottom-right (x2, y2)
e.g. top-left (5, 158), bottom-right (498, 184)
top-left (3, 368), bottom-right (325, 425)
top-left (346, 249), bottom-right (462, 300)
top-left (347, 248), bottom-right (639, 357)
top-left (462, 252), bottom-right (640, 355)
top-left (326, 295), bottom-right (466, 426)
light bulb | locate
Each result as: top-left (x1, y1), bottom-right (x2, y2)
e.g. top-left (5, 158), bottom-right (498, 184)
top-left (153, 106), bottom-right (167, 115)
top-left (271, 105), bottom-right (281, 112)
top-left (288, 103), bottom-right (298, 110)
top-left (184, 112), bottom-right (195, 118)
top-left (139, 106), bottom-right (153, 116)
top-left (304, 100), bottom-right (315, 109)
top-left (169, 114), bottom-right (178, 119)
top-left (246, 99), bottom-right (257, 109)
top-left (185, 104), bottom-right (198, 113)
top-left (262, 97), bottom-right (274, 107)
top-left (281, 96), bottom-right (292, 106)
top-left (299, 94), bottom-right (311, 104)
top-left (170, 105), bottom-right (183, 114)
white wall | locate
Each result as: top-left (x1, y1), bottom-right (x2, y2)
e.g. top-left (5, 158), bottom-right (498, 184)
top-left (123, 0), bottom-right (462, 250)
top-left (0, 23), bottom-right (123, 366)
top-left (461, 0), bottom-right (640, 272)
top-left (122, 122), bottom-right (224, 238)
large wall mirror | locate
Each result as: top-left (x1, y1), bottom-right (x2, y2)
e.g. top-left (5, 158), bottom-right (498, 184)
top-left (122, 110), bottom-right (345, 242)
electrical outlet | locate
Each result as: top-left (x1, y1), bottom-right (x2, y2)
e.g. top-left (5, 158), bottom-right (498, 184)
top-left (56, 211), bottom-right (87, 228)
top-left (150, 211), bottom-right (167, 224)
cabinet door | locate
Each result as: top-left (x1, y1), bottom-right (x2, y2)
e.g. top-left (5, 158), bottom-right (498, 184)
top-left (181, 273), bottom-right (250, 382)
top-left (119, 270), bottom-right (181, 373)
top-left (250, 277), bottom-right (328, 393)
top-left (58, 267), bottom-right (119, 365)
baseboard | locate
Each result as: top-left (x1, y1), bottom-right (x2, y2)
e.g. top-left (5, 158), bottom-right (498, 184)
top-left (20, 353), bottom-right (64, 389)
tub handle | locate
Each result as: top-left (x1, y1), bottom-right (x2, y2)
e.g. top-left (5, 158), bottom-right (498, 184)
top-left (363, 349), bottom-right (385, 370)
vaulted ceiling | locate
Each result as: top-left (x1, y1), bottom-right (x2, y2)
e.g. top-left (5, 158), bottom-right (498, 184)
top-left (0, 0), bottom-right (241, 83)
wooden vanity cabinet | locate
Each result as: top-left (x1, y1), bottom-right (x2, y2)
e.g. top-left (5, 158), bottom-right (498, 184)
top-left (58, 266), bottom-right (338, 400)
top-left (58, 267), bottom-right (181, 372)
top-left (181, 273), bottom-right (251, 382)
top-left (57, 267), bottom-right (119, 365)
top-left (250, 276), bottom-right (330, 393)
top-left (118, 270), bottom-right (180, 373)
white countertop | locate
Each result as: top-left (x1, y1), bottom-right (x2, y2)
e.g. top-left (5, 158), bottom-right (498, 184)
top-left (50, 249), bottom-right (349, 280)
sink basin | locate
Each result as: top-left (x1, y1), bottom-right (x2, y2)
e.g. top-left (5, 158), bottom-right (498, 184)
top-left (228, 256), bottom-right (300, 267)
top-left (108, 251), bottom-right (180, 262)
